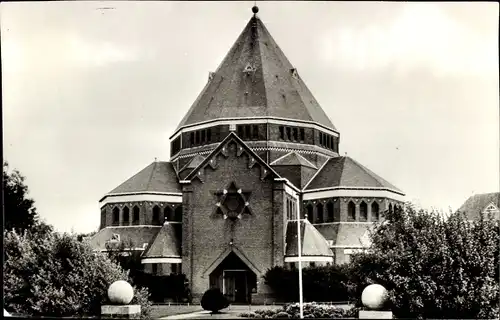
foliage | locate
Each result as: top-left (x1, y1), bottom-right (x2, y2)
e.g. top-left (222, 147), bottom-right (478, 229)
top-left (104, 238), bottom-right (191, 303)
top-left (240, 303), bottom-right (350, 319)
top-left (3, 161), bottom-right (39, 233)
top-left (346, 205), bottom-right (499, 319)
top-left (3, 229), bottom-right (152, 318)
top-left (200, 288), bottom-right (229, 313)
top-left (264, 264), bottom-right (350, 302)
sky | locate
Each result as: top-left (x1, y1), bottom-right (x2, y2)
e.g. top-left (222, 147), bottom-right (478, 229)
top-left (2, 1), bottom-right (499, 233)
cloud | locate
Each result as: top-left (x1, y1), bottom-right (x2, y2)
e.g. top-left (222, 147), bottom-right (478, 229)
top-left (316, 3), bottom-right (497, 76)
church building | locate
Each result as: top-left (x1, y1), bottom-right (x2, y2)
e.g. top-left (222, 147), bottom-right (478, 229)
top-left (90, 7), bottom-right (405, 303)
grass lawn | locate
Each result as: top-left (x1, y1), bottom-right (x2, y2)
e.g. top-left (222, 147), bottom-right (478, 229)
top-left (150, 304), bottom-right (203, 318)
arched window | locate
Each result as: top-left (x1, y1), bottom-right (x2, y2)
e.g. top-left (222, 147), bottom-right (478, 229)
top-left (319, 132), bottom-right (323, 146)
top-left (299, 128), bottom-right (305, 141)
top-left (152, 205), bottom-right (160, 225)
top-left (327, 202), bottom-right (334, 222)
top-left (306, 205), bottom-right (313, 223)
top-left (123, 206), bottom-right (130, 225)
top-left (174, 206), bottom-right (182, 222)
top-left (292, 128), bottom-right (298, 141)
top-left (133, 206), bottom-right (140, 225)
top-left (201, 130), bottom-right (206, 143)
top-left (360, 201), bottom-right (367, 222)
top-left (348, 201), bottom-right (356, 221)
top-left (190, 132), bottom-right (194, 146)
top-left (207, 129), bottom-right (212, 142)
top-left (316, 203), bottom-right (324, 223)
top-left (286, 127), bottom-right (291, 140)
top-left (164, 206), bottom-right (173, 221)
top-left (112, 207), bottom-right (119, 226)
top-left (252, 125), bottom-right (259, 139)
top-left (371, 202), bottom-right (380, 221)
top-left (100, 208), bottom-right (106, 229)
top-left (388, 203), bottom-right (393, 213)
top-left (279, 126), bottom-right (284, 140)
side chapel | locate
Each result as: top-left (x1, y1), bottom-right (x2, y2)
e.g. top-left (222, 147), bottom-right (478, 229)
top-left (90, 6), bottom-right (405, 303)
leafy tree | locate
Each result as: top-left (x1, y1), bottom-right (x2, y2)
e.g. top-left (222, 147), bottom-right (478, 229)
top-left (3, 161), bottom-right (39, 233)
top-left (346, 205), bottom-right (499, 319)
top-left (3, 229), bottom-right (152, 318)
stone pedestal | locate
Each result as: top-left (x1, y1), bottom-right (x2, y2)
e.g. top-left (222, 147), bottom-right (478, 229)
top-left (359, 310), bottom-right (393, 319)
top-left (101, 305), bottom-right (141, 319)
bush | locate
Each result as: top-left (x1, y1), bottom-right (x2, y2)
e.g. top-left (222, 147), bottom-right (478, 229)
top-left (3, 229), bottom-right (152, 318)
top-left (264, 264), bottom-right (350, 302)
top-left (243, 303), bottom-right (349, 319)
top-left (345, 205), bottom-right (499, 319)
top-left (200, 288), bottom-right (229, 313)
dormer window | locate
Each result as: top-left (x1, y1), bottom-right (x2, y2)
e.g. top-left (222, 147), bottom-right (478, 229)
top-left (243, 62), bottom-right (256, 73)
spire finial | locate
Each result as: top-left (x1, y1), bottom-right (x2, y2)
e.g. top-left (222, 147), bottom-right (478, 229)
top-left (252, 3), bottom-right (259, 14)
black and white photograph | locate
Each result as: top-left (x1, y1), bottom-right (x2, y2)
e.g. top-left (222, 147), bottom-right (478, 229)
top-left (2, 1), bottom-right (499, 319)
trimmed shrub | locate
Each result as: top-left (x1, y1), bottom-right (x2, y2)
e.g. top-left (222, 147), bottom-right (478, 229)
top-left (245, 303), bottom-right (350, 319)
top-left (200, 288), bottom-right (229, 313)
top-left (3, 229), bottom-right (152, 318)
top-left (264, 264), bottom-right (350, 302)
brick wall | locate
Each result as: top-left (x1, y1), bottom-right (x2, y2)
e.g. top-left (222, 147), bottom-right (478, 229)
top-left (182, 139), bottom-right (285, 300)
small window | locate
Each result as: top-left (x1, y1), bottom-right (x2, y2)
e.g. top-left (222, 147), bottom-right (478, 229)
top-left (252, 125), bottom-right (259, 139)
top-left (245, 125), bottom-right (251, 139)
top-left (371, 202), bottom-right (380, 221)
top-left (286, 127), bottom-right (291, 140)
top-left (152, 263), bottom-right (158, 275)
top-left (279, 126), bottom-right (284, 140)
top-left (299, 128), bottom-right (305, 142)
top-left (164, 207), bottom-right (173, 221)
top-left (360, 202), bottom-right (368, 221)
top-left (195, 131), bottom-right (200, 145)
top-left (316, 203), bottom-right (324, 223)
top-left (207, 129), bottom-right (212, 142)
top-left (348, 201), bottom-right (356, 221)
top-left (319, 132), bottom-right (323, 146)
top-left (201, 130), bottom-right (206, 144)
top-left (306, 205), bottom-right (313, 223)
top-left (238, 125), bottom-right (244, 137)
top-left (123, 207), bottom-right (130, 224)
top-left (190, 132), bottom-right (194, 146)
top-left (112, 207), bottom-right (119, 225)
top-left (327, 202), bottom-right (334, 222)
top-left (133, 206), bottom-right (140, 225)
top-left (292, 128), bottom-right (298, 141)
top-left (152, 205), bottom-right (160, 225)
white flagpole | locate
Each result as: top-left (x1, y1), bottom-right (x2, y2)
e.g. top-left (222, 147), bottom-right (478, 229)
top-left (297, 204), bottom-right (304, 319)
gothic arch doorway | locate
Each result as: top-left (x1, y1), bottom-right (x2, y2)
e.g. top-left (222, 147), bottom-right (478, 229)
top-left (209, 252), bottom-right (257, 304)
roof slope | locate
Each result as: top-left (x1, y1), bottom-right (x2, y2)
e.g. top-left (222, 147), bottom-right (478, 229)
top-left (457, 192), bottom-right (500, 221)
top-left (107, 161), bottom-right (181, 195)
top-left (271, 152), bottom-right (317, 169)
top-left (285, 220), bottom-right (334, 257)
top-left (142, 223), bottom-right (182, 258)
top-left (305, 156), bottom-right (403, 193)
top-left (89, 226), bottom-right (161, 251)
top-left (175, 13), bottom-right (336, 131)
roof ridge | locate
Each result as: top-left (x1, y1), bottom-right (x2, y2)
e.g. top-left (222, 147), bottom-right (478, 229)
top-left (145, 161), bottom-right (158, 191)
top-left (303, 157), bottom-right (331, 190)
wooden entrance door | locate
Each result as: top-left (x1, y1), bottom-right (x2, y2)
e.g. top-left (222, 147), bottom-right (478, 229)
top-left (223, 270), bottom-right (247, 303)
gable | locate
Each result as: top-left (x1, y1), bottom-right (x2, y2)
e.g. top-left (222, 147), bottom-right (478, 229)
top-left (185, 132), bottom-right (281, 183)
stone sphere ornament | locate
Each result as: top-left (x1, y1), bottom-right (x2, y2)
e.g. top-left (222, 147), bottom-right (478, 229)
top-left (108, 280), bottom-right (134, 305)
top-left (252, 6), bottom-right (259, 14)
top-left (361, 284), bottom-right (388, 310)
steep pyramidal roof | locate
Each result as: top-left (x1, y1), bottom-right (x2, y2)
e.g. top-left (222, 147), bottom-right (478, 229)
top-left (305, 156), bottom-right (403, 192)
top-left (176, 12), bottom-right (336, 131)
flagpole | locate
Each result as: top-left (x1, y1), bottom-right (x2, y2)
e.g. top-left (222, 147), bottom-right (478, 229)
top-left (297, 205), bottom-right (304, 319)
